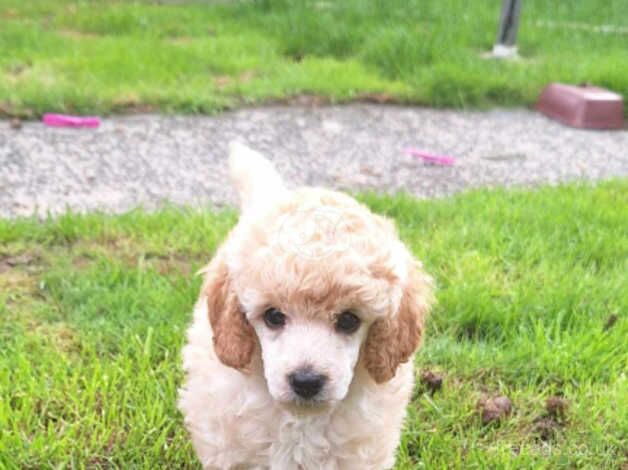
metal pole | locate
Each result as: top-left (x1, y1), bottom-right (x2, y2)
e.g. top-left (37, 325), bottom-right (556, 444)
top-left (493, 0), bottom-right (522, 58)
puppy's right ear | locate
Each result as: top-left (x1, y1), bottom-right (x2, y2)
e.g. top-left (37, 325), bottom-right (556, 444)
top-left (203, 255), bottom-right (256, 371)
top-left (363, 260), bottom-right (433, 384)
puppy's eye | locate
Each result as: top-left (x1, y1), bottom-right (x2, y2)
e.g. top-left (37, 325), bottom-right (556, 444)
top-left (264, 308), bottom-right (286, 329)
top-left (335, 311), bottom-right (361, 334)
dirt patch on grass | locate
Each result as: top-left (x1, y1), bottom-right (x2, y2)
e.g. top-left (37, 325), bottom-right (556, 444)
top-left (0, 270), bottom-right (37, 294)
top-left (117, 102), bottom-right (158, 114)
top-left (263, 91), bottom-right (406, 109)
top-left (262, 93), bottom-right (331, 108)
top-left (419, 370), bottom-right (444, 395)
top-left (478, 395), bottom-right (513, 425)
top-left (35, 322), bottom-right (83, 354)
top-left (71, 254), bottom-right (93, 269)
top-left (530, 396), bottom-right (570, 442)
top-left (545, 396), bottom-right (569, 420)
top-left (603, 313), bottom-right (618, 331)
top-left (0, 252), bottom-right (41, 273)
top-left (111, 95), bottom-right (157, 114)
top-left (0, 251), bottom-right (44, 301)
top-left (532, 416), bottom-right (561, 441)
top-left (353, 92), bottom-right (400, 104)
top-left (0, 101), bottom-right (34, 119)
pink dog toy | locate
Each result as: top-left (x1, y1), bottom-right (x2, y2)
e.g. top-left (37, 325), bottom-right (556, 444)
top-left (42, 113), bottom-right (101, 128)
top-left (404, 147), bottom-right (455, 166)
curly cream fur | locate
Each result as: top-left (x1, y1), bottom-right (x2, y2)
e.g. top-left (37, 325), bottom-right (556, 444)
top-left (179, 143), bottom-right (434, 469)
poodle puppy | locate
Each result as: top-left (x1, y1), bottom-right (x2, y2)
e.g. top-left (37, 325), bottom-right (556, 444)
top-left (179, 143), bottom-right (434, 470)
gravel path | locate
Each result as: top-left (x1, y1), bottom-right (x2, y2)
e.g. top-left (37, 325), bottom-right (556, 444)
top-left (1, 105), bottom-right (627, 218)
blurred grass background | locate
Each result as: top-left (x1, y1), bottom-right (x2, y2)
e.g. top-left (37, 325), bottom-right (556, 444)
top-left (1, 0), bottom-right (627, 116)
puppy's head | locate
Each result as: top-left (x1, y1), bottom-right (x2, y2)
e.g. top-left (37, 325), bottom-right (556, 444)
top-left (204, 143), bottom-right (433, 410)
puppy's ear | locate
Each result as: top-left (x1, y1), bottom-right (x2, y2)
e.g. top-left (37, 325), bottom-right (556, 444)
top-left (204, 256), bottom-right (256, 371)
top-left (363, 261), bottom-right (433, 384)
top-left (228, 141), bottom-right (286, 214)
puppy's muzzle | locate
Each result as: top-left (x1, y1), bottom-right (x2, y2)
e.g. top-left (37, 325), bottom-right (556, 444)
top-left (288, 368), bottom-right (327, 399)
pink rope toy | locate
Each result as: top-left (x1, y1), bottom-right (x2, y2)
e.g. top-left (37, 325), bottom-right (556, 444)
top-left (42, 113), bottom-right (101, 128)
top-left (404, 147), bottom-right (455, 166)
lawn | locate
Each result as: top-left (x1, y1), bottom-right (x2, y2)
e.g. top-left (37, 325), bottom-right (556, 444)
top-left (0, 181), bottom-right (626, 468)
top-left (1, 0), bottom-right (627, 116)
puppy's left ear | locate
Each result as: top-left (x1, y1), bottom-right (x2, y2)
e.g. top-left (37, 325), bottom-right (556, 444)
top-left (204, 254), bottom-right (256, 371)
top-left (363, 261), bottom-right (433, 384)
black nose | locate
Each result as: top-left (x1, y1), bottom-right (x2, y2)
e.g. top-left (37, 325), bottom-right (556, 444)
top-left (288, 369), bottom-right (327, 399)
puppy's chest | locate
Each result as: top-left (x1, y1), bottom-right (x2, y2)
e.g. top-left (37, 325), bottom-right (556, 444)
top-left (262, 410), bottom-right (381, 470)
top-left (269, 415), bottom-right (337, 470)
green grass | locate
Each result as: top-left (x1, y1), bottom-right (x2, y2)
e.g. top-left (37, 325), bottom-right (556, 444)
top-left (1, 181), bottom-right (626, 468)
top-left (1, 0), bottom-right (627, 116)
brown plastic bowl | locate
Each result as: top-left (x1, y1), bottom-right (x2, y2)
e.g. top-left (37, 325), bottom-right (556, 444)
top-left (536, 83), bottom-right (624, 129)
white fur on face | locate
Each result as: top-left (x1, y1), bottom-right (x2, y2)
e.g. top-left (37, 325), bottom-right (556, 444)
top-left (224, 186), bottom-right (409, 411)
top-left (249, 309), bottom-right (369, 408)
